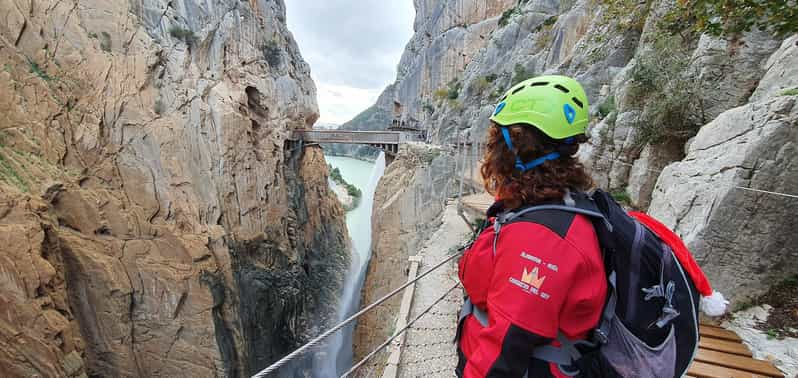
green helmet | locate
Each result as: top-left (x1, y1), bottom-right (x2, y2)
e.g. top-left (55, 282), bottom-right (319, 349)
top-left (490, 75), bottom-right (589, 140)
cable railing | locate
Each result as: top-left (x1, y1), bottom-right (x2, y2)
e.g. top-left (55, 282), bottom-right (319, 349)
top-left (251, 252), bottom-right (464, 378)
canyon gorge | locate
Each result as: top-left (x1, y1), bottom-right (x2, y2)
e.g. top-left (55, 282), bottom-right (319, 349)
top-left (1, 0), bottom-right (796, 377)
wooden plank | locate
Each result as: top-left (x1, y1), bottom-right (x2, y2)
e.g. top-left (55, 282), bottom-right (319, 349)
top-left (688, 360), bottom-right (769, 378)
top-left (700, 337), bottom-right (753, 357)
top-left (700, 325), bottom-right (743, 342)
top-left (695, 349), bottom-right (784, 377)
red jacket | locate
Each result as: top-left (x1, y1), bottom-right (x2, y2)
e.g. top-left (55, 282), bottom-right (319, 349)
top-left (457, 203), bottom-right (607, 377)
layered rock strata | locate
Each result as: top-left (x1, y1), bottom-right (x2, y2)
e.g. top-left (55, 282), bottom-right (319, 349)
top-left (0, 0), bottom-right (348, 376)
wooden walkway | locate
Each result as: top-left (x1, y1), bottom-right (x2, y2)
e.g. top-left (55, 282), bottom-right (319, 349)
top-left (458, 193), bottom-right (785, 378)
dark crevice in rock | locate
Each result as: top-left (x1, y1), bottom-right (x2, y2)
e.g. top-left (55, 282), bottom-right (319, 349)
top-left (199, 270), bottom-right (240, 377)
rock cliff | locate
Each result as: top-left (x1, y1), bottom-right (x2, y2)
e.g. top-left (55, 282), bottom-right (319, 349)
top-left (354, 0), bottom-right (798, 360)
top-left (353, 143), bottom-right (459, 366)
top-left (0, 0), bottom-right (348, 376)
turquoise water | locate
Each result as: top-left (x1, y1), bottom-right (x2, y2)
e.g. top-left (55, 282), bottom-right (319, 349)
top-left (315, 154), bottom-right (385, 376)
top-left (326, 156), bottom-right (379, 254)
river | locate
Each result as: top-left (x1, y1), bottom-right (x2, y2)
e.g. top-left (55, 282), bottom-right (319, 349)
top-left (314, 153), bottom-right (385, 376)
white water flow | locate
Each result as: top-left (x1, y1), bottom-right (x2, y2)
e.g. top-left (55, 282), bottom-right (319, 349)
top-left (315, 153), bottom-right (386, 376)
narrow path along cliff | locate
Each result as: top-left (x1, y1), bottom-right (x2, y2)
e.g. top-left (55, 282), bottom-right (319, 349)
top-left (2, 0), bottom-right (798, 377)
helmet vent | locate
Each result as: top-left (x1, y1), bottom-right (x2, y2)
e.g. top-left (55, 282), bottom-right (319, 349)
top-left (499, 95), bottom-right (507, 102)
top-left (571, 97), bottom-right (584, 108)
top-left (529, 82), bottom-right (548, 87)
top-left (511, 86), bottom-right (526, 95)
top-left (554, 84), bottom-right (570, 93)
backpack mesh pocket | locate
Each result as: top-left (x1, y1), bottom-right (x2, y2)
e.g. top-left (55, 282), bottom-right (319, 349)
top-left (602, 317), bottom-right (676, 378)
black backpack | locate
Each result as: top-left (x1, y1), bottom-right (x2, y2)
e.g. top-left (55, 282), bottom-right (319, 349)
top-left (468, 189), bottom-right (701, 377)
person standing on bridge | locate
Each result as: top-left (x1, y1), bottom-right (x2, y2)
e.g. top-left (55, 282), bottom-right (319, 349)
top-left (456, 75), bottom-right (609, 377)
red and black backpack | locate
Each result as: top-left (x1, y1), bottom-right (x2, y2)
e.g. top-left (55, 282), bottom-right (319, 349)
top-left (482, 189), bottom-right (724, 377)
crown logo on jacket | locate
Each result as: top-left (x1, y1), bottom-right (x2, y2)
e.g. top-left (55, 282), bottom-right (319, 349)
top-left (521, 267), bottom-right (546, 289)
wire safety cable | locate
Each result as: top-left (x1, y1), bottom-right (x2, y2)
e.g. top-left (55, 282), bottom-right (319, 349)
top-left (340, 281), bottom-right (462, 377)
top-left (592, 152), bottom-right (798, 200)
top-left (251, 251), bottom-right (463, 378)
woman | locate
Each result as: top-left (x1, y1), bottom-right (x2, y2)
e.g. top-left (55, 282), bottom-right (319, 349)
top-left (456, 75), bottom-right (607, 377)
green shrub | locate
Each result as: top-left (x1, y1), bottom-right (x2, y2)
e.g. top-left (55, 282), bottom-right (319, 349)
top-left (422, 103), bottom-right (434, 114)
top-left (511, 63), bottom-right (531, 85)
top-left (471, 77), bottom-right (491, 94)
top-left (499, 7), bottom-right (520, 27)
top-left (346, 183), bottom-right (361, 198)
top-left (169, 26), bottom-right (197, 44)
top-left (661, 0), bottom-right (798, 38)
top-left (100, 31), bottom-right (112, 52)
top-left (610, 189), bottom-right (632, 206)
top-left (433, 88), bottom-right (449, 100)
top-left (485, 73), bottom-right (498, 83)
top-left (447, 80), bottom-right (462, 100)
top-left (627, 36), bottom-right (701, 146)
top-left (328, 166), bottom-right (344, 182)
top-left (598, 96), bottom-right (616, 118)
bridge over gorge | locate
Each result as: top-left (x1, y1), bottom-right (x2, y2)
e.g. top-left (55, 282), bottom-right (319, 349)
top-left (289, 129), bottom-right (426, 156)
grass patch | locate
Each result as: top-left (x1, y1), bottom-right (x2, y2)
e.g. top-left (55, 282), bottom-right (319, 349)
top-left (433, 88), bottom-right (449, 100)
top-left (610, 189), bottom-right (632, 205)
top-left (27, 59), bottom-right (52, 81)
top-left (0, 151), bottom-right (29, 192)
top-left (780, 88), bottom-right (798, 96)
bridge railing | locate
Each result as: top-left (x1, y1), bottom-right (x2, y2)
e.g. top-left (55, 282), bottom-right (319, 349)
top-left (291, 130), bottom-right (404, 145)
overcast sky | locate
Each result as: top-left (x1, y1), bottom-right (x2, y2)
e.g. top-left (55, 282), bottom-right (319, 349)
top-left (284, 0), bottom-right (415, 125)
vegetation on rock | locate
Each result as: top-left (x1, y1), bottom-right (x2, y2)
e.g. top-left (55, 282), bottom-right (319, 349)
top-left (169, 26), bottom-right (197, 44)
top-left (663, 0), bottom-right (798, 38)
top-left (328, 164), bottom-right (362, 210)
top-left (628, 35), bottom-right (701, 146)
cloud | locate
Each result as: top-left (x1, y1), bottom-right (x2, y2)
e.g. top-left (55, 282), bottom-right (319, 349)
top-left (316, 83), bottom-right (381, 125)
top-left (285, 0), bottom-right (414, 124)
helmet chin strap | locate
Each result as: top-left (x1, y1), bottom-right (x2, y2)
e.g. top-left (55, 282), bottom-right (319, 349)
top-left (500, 127), bottom-right (561, 172)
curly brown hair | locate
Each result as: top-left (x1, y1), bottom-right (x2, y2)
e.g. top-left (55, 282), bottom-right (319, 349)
top-left (480, 123), bottom-right (594, 210)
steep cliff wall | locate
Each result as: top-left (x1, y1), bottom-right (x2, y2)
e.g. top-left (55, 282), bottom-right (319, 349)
top-left (0, 0), bottom-right (348, 376)
top-left (352, 143), bottom-right (459, 366)
top-left (354, 0), bottom-right (798, 359)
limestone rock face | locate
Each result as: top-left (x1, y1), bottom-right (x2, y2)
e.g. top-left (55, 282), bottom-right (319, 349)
top-left (648, 97), bottom-right (798, 304)
top-left (751, 35), bottom-right (798, 101)
top-left (353, 143), bottom-right (459, 365)
top-left (349, 0), bottom-right (798, 357)
top-left (0, 0), bottom-right (348, 376)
